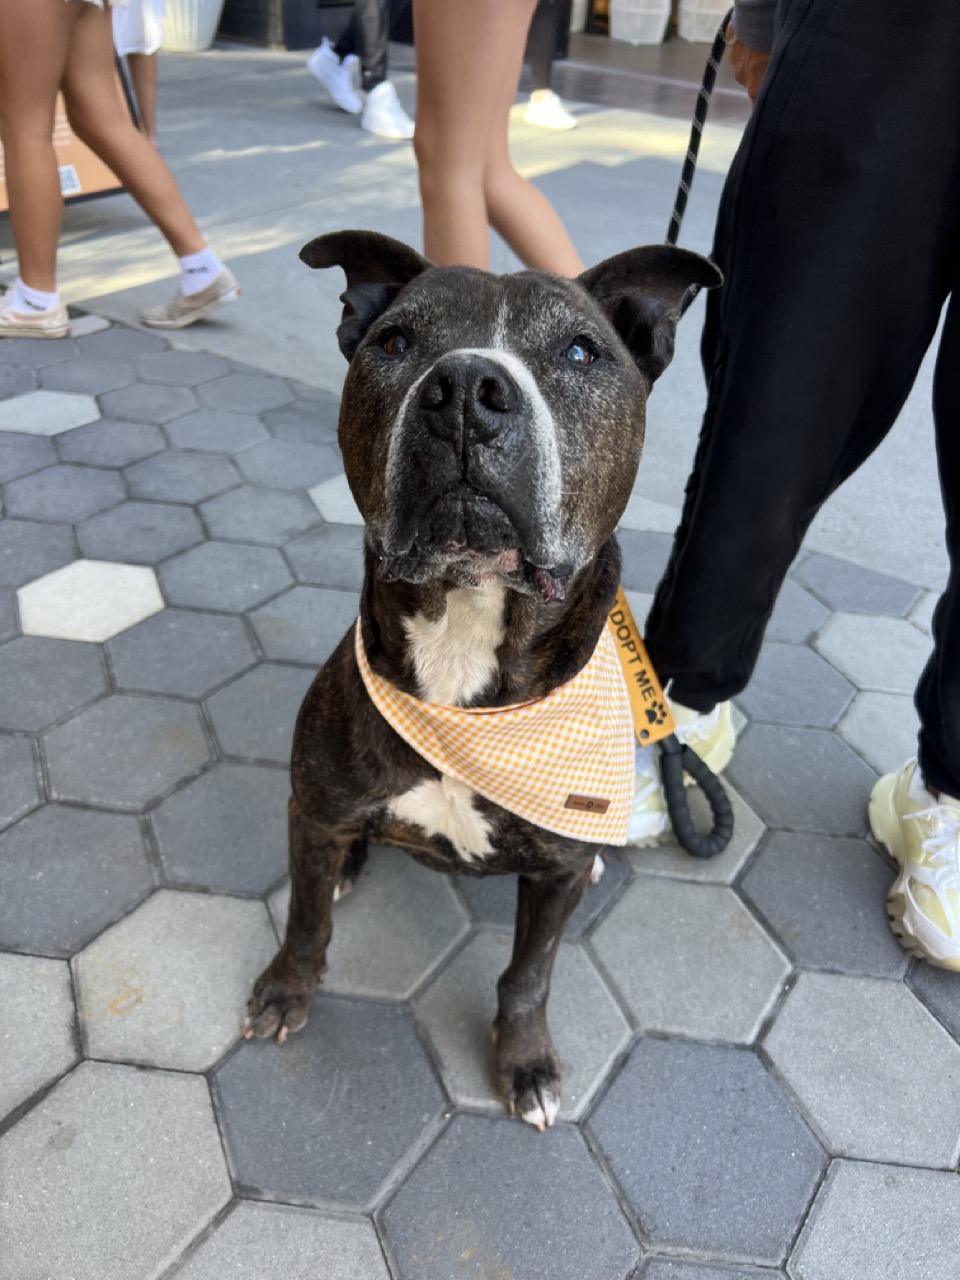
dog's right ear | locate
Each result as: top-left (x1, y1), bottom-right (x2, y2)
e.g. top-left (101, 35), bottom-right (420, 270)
top-left (300, 230), bottom-right (431, 361)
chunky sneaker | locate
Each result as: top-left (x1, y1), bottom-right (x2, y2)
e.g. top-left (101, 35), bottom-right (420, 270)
top-left (307, 38), bottom-right (362, 114)
top-left (524, 89), bottom-right (578, 130)
top-left (869, 759), bottom-right (960, 970)
top-left (361, 81), bottom-right (414, 140)
top-left (140, 267), bottom-right (240, 330)
top-left (626, 700), bottom-right (737, 847)
top-left (0, 299), bottom-right (70, 339)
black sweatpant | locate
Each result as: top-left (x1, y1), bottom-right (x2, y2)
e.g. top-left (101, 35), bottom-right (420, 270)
top-left (335, 0), bottom-right (389, 92)
top-left (526, 0), bottom-right (573, 93)
top-left (644, 0), bottom-right (960, 795)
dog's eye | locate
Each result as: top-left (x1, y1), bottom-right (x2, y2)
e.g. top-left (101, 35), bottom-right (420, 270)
top-left (380, 329), bottom-right (409, 356)
top-left (565, 338), bottom-right (595, 366)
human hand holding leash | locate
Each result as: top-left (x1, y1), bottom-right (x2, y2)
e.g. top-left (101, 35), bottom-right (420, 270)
top-left (726, 16), bottom-right (771, 104)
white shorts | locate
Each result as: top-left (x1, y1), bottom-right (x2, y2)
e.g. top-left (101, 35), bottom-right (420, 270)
top-left (112, 0), bottom-right (165, 54)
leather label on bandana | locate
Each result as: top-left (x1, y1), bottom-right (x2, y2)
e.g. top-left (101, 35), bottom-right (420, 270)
top-left (564, 793), bottom-right (611, 814)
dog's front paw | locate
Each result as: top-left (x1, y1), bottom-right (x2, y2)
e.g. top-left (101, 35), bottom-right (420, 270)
top-left (494, 1018), bottom-right (562, 1131)
top-left (243, 953), bottom-right (321, 1045)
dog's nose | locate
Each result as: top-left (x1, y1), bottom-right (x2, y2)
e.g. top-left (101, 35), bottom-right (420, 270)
top-left (418, 355), bottom-right (522, 446)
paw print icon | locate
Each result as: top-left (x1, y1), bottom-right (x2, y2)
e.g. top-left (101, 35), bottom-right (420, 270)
top-left (645, 701), bottom-right (668, 726)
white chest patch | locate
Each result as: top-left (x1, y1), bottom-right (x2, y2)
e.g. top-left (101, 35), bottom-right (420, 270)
top-left (402, 581), bottom-right (506, 706)
top-left (390, 775), bottom-right (494, 862)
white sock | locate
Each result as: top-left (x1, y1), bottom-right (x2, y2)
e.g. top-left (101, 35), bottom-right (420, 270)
top-left (178, 248), bottom-right (224, 298)
top-left (10, 278), bottom-right (59, 313)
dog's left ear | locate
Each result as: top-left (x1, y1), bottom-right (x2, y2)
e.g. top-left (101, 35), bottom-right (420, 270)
top-left (300, 230), bottom-right (431, 361)
top-left (578, 246), bottom-right (722, 385)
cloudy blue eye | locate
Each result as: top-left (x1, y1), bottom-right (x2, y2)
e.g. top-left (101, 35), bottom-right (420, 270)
top-left (565, 339), bottom-right (595, 366)
top-left (380, 329), bottom-right (408, 356)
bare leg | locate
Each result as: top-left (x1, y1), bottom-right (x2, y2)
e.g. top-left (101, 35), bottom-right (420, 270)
top-left (127, 52), bottom-right (158, 146)
top-left (61, 5), bottom-right (204, 258)
top-left (495, 861), bottom-right (592, 1128)
top-left (413, 0), bottom-right (582, 273)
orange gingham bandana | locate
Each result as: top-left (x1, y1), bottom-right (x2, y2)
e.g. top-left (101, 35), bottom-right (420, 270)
top-left (355, 620), bottom-right (635, 844)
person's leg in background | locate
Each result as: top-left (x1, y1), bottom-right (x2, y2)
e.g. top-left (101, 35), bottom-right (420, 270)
top-left (414, 0), bottom-right (581, 272)
top-left (524, 0), bottom-right (577, 130)
top-left (353, 0), bottom-right (414, 139)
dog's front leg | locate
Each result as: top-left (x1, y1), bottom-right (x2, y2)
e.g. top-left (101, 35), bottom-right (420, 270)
top-left (244, 796), bottom-right (354, 1044)
top-left (494, 862), bottom-right (593, 1130)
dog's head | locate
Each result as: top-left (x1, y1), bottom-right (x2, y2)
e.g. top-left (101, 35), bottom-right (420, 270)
top-left (302, 231), bottom-right (720, 600)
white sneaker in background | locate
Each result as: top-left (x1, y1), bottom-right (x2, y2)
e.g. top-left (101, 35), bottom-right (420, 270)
top-left (524, 89), bottom-right (578, 130)
top-left (361, 81), bottom-right (414, 140)
top-left (307, 38), bottom-right (362, 114)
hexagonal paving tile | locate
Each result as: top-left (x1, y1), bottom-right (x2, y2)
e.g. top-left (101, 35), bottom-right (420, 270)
top-left (0, 336), bottom-right (79, 366)
top-left (616, 529), bottom-right (673, 592)
top-left (214, 997), bottom-right (445, 1209)
top-left (0, 590), bottom-right (16, 642)
top-left (197, 372), bottom-right (293, 414)
top-left (909, 590), bottom-right (938, 636)
top-left (908, 961), bottom-right (960, 1042)
top-left (78, 499), bottom-right (204, 563)
top-left (170, 1201), bottom-right (390, 1280)
top-left (789, 1160), bottom-right (960, 1280)
top-left (3, 461), bottom-right (125, 523)
top-left (626, 781), bottom-right (764, 884)
top-left (0, 734), bottom-right (41, 832)
top-left (0, 804), bottom-right (153, 956)
top-left (737, 643), bottom-right (855, 728)
top-left (643, 1263), bottom-right (781, 1280)
top-left (793, 552), bottom-right (921, 616)
top-left (284, 523), bottom-right (366, 590)
top-left (741, 832), bottom-right (906, 978)
top-left (766, 577), bottom-right (831, 645)
top-left (0, 518), bottom-right (75, 588)
top-left (56, 417), bottom-right (165, 467)
top-left (414, 931), bottom-right (629, 1119)
top-left (250, 586), bottom-right (359, 665)
top-left (765, 972), bottom-right (960, 1165)
top-left (308, 473), bottom-right (363, 525)
top-left (77, 889), bottom-right (276, 1071)
top-left (0, 1062), bottom-right (231, 1280)
top-left (0, 365), bottom-right (36, 401)
top-left (837, 690), bottom-right (920, 776)
top-left (815, 613), bottom-right (932, 694)
top-left (0, 389), bottom-right (100, 436)
top-left (136, 349), bottom-right (230, 385)
top-left (18, 559), bottom-right (163, 642)
top-left (40, 357), bottom-right (134, 395)
top-left (0, 430), bottom-right (55, 481)
top-left (68, 315), bottom-right (110, 338)
top-left (617, 492), bottom-right (682, 534)
top-left (270, 846), bottom-right (469, 999)
top-left (0, 636), bottom-right (106, 731)
top-left (206, 663), bottom-right (313, 763)
top-left (0, 952), bottom-right (76, 1116)
top-left (588, 1038), bottom-right (823, 1263)
top-left (727, 724), bottom-right (877, 836)
top-left (77, 327), bottom-right (167, 360)
top-left (164, 408), bottom-right (269, 454)
top-left (44, 694), bottom-right (211, 810)
top-left (107, 609), bottom-right (256, 698)
top-left (591, 878), bottom-right (788, 1042)
top-left (236, 439), bottom-right (342, 490)
top-left (263, 398), bottom-right (339, 444)
top-left (159, 541), bottom-right (293, 614)
top-left (99, 382), bottom-right (197, 424)
top-left (201, 485), bottom-right (321, 545)
top-left (380, 1114), bottom-right (639, 1280)
top-left (151, 762), bottom-right (288, 894)
top-left (124, 450), bottom-right (240, 504)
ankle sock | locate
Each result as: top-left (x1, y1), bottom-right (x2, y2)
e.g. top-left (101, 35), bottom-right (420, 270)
top-left (10, 278), bottom-right (59, 313)
top-left (178, 248), bottom-right (224, 298)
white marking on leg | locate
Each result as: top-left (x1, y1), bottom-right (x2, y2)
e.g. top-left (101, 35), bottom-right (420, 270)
top-left (590, 853), bottom-right (605, 885)
top-left (403, 580), bottom-right (505, 706)
top-left (390, 775), bottom-right (494, 862)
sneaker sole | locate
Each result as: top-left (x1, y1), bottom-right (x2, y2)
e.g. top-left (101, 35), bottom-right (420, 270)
top-left (141, 287), bottom-right (240, 331)
top-left (0, 322), bottom-right (71, 339)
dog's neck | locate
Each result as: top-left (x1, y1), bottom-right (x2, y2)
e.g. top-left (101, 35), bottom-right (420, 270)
top-left (359, 541), bottom-right (621, 708)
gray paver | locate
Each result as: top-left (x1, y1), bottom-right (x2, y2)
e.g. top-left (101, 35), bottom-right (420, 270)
top-left (152, 761), bottom-right (288, 894)
top-left (0, 365), bottom-right (36, 401)
top-left (3, 462), bottom-right (125, 523)
top-left (207, 662), bottom-right (312, 762)
top-left (413, 930), bottom-right (629, 1119)
top-left (789, 1160), bottom-right (960, 1280)
top-left (77, 327), bottom-right (167, 360)
top-left (136, 350), bottom-right (230, 385)
top-left (741, 831), bottom-right (907, 979)
top-left (78, 499), bottom-right (204, 563)
top-left (124, 450), bottom-right (240, 503)
top-left (107, 609), bottom-right (255, 697)
top-left (0, 636), bottom-right (106, 732)
top-left (727, 724), bottom-right (877, 835)
top-left (201, 485), bottom-right (320, 545)
top-left (591, 878), bottom-right (788, 1042)
top-left (816, 613), bottom-right (932, 694)
top-left (250, 585), bottom-right (359, 664)
top-left (18, 559), bottom-right (164, 642)
top-left (381, 1114), bottom-right (639, 1280)
top-left (0, 1061), bottom-right (231, 1280)
top-left (737, 643), bottom-right (855, 728)
top-left (794, 552), bottom-right (922, 616)
top-left (0, 431), bottom-right (55, 481)
top-left (0, 591), bottom-right (15, 642)
top-left (616, 528), bottom-right (673, 592)
top-left (271, 846), bottom-right (469, 999)
top-left (44, 693), bottom-right (211, 810)
top-left (627, 781), bottom-right (765, 885)
top-left (0, 518), bottom-right (75, 587)
top-left (0, 734), bottom-right (40, 832)
top-left (40, 357), bottom-right (134, 395)
top-left (284, 523), bottom-right (366, 589)
top-left (170, 1201), bottom-right (390, 1280)
top-left (197, 372), bottom-right (293, 413)
top-left (644, 1264), bottom-right (782, 1280)
top-left (589, 1038), bottom-right (823, 1263)
top-left (0, 804), bottom-right (153, 956)
top-left (764, 972), bottom-right (960, 1166)
top-left (56, 418), bottom-right (166, 467)
top-left (0, 952), bottom-right (76, 1117)
top-left (67, 315), bottom-right (110, 338)
top-left (214, 998), bottom-right (445, 1209)
top-left (164, 408), bottom-right (269, 454)
top-left (99, 382), bottom-right (197, 424)
top-left (77, 889), bottom-right (276, 1070)
top-left (909, 589), bottom-right (938, 636)
top-left (309, 473), bottom-right (363, 525)
top-left (0, 389), bottom-right (99, 435)
top-left (0, 336), bottom-right (78, 366)
top-left (236, 439), bottom-right (342, 490)
top-left (159, 541), bottom-right (293, 613)
top-left (837, 691), bottom-right (921, 777)
top-left (908, 961), bottom-right (960, 1042)
top-left (263, 398), bottom-right (339, 444)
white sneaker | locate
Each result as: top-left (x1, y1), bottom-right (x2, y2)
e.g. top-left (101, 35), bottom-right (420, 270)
top-left (524, 89), bottom-right (578, 131)
top-left (307, 38), bottom-right (362, 114)
top-left (361, 81), bottom-right (414, 140)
